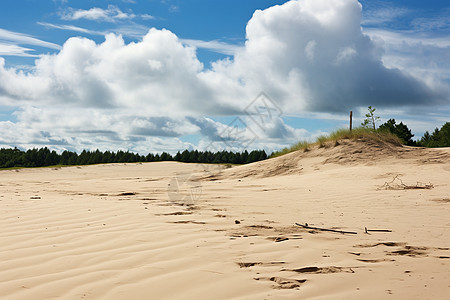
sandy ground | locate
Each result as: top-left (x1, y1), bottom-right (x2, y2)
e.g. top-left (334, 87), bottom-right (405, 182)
top-left (1, 140), bottom-right (449, 299)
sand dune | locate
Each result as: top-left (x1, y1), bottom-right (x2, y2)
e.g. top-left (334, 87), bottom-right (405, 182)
top-left (1, 141), bottom-right (449, 299)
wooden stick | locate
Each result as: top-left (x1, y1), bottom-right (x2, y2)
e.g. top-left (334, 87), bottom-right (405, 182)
top-left (349, 111), bottom-right (353, 132)
top-left (365, 227), bottom-right (392, 233)
top-left (295, 223), bottom-right (358, 235)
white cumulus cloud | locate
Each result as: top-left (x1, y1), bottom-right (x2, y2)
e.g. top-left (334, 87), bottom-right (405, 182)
top-left (209, 0), bottom-right (448, 113)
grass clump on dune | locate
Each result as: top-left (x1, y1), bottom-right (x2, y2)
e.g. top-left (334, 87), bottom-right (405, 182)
top-left (271, 127), bottom-right (402, 158)
top-left (271, 141), bottom-right (310, 158)
top-left (329, 127), bottom-right (402, 145)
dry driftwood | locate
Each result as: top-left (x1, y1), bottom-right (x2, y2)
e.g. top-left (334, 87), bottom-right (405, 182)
top-left (379, 175), bottom-right (434, 190)
top-left (295, 223), bottom-right (358, 235)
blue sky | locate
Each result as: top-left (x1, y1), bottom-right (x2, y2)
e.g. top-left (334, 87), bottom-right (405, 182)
top-left (1, 0), bottom-right (287, 65)
top-left (0, 0), bottom-right (449, 154)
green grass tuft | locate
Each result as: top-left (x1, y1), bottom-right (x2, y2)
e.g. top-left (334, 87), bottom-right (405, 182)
top-left (329, 127), bottom-right (402, 146)
top-left (317, 135), bottom-right (328, 148)
top-left (270, 140), bottom-right (310, 158)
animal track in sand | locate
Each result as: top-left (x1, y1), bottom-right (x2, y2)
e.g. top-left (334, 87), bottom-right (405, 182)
top-left (285, 266), bottom-right (355, 274)
top-left (357, 258), bottom-right (395, 263)
top-left (248, 225), bottom-right (273, 229)
top-left (156, 211), bottom-right (193, 216)
top-left (355, 242), bottom-right (407, 248)
top-left (237, 262), bottom-right (285, 268)
top-left (266, 236), bottom-right (291, 242)
top-left (211, 208), bottom-right (226, 211)
top-left (388, 245), bottom-right (429, 257)
top-left (170, 220), bottom-right (206, 224)
top-left (432, 198), bottom-right (450, 203)
top-left (116, 192), bottom-right (137, 196)
top-left (355, 242), bottom-right (449, 258)
top-left (254, 277), bottom-right (306, 289)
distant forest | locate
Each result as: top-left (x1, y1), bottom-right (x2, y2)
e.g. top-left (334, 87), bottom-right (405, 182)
top-left (1, 121), bottom-right (448, 170)
top-left (0, 148), bottom-right (268, 169)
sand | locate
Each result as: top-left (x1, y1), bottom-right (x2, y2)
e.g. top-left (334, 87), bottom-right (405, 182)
top-left (1, 140), bottom-right (449, 299)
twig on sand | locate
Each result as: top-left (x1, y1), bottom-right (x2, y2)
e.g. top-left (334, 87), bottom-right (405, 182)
top-left (378, 175), bottom-right (434, 190)
top-left (364, 227), bottom-right (392, 234)
top-left (295, 223), bottom-right (358, 235)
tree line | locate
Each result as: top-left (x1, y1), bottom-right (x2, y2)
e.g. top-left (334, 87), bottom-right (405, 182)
top-left (378, 120), bottom-right (449, 147)
top-left (418, 122), bottom-right (450, 147)
top-left (0, 148), bottom-right (268, 169)
top-left (361, 106), bottom-right (449, 147)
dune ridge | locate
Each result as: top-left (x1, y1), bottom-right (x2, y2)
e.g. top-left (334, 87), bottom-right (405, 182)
top-left (207, 138), bottom-right (450, 179)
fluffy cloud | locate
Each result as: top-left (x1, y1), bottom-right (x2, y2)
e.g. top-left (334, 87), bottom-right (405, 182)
top-left (1, 29), bottom-right (225, 115)
top-left (61, 5), bottom-right (136, 22)
top-left (0, 0), bottom-right (449, 153)
top-left (212, 0), bottom-right (448, 112)
top-left (365, 29), bottom-right (450, 95)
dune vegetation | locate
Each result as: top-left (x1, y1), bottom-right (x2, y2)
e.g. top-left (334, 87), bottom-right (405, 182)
top-left (271, 127), bottom-right (402, 158)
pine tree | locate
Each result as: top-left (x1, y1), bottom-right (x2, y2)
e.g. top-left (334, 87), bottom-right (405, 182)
top-left (361, 106), bottom-right (380, 130)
